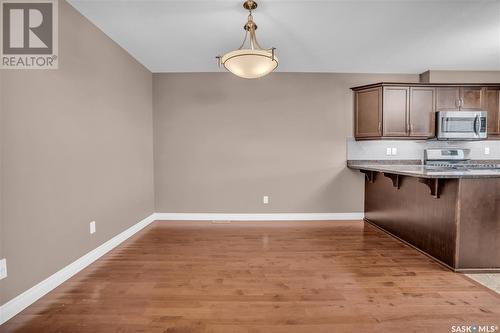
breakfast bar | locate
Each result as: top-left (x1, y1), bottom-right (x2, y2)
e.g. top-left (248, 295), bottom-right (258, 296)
top-left (348, 158), bottom-right (500, 272)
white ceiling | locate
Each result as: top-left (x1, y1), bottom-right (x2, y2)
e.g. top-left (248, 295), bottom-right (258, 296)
top-left (68, 0), bottom-right (500, 74)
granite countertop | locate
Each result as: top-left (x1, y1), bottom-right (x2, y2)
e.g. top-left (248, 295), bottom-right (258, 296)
top-left (347, 160), bottom-right (500, 179)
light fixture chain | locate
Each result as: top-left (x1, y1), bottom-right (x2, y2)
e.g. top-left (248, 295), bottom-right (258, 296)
top-left (238, 30), bottom-right (249, 50)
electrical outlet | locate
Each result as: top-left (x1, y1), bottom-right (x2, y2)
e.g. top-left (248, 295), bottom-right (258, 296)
top-left (89, 221), bottom-right (96, 234)
top-left (484, 147), bottom-right (490, 155)
top-left (0, 258), bottom-right (7, 280)
top-left (386, 148), bottom-right (392, 156)
top-left (391, 147), bottom-right (398, 155)
top-left (263, 196), bottom-right (269, 204)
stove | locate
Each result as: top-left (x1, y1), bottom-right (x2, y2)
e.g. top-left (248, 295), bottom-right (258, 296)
top-left (424, 148), bottom-right (500, 171)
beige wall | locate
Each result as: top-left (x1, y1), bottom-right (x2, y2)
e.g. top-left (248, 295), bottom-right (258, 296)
top-left (0, 0), bottom-right (497, 312)
top-left (0, 1), bottom-right (154, 303)
top-left (0, 69), bottom-right (3, 262)
top-left (420, 70), bottom-right (500, 83)
top-left (153, 73), bottom-right (418, 213)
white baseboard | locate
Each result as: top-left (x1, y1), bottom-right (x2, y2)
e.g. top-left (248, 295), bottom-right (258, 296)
top-left (0, 211), bottom-right (363, 325)
top-left (0, 213), bottom-right (156, 325)
top-left (153, 212), bottom-right (364, 221)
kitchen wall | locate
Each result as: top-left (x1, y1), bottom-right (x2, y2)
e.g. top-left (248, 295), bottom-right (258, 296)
top-left (0, 0), bottom-right (154, 304)
top-left (153, 73), bottom-right (418, 214)
top-left (347, 138), bottom-right (500, 161)
top-left (420, 70), bottom-right (500, 83)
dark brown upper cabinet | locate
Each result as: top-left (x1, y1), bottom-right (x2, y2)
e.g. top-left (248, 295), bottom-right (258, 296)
top-left (485, 87), bottom-right (500, 136)
top-left (436, 87), bottom-right (460, 111)
top-left (409, 87), bottom-right (436, 137)
top-left (436, 86), bottom-right (483, 111)
top-left (382, 87), bottom-right (409, 137)
top-left (461, 87), bottom-right (483, 110)
top-left (352, 83), bottom-right (499, 140)
top-left (353, 83), bottom-right (435, 140)
top-left (354, 87), bottom-right (382, 138)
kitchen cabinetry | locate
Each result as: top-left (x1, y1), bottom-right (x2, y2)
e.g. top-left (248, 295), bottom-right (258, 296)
top-left (435, 87), bottom-right (460, 111)
top-left (485, 87), bottom-right (500, 136)
top-left (352, 83), bottom-right (499, 140)
top-left (461, 87), bottom-right (483, 110)
top-left (358, 169), bottom-right (500, 271)
top-left (353, 84), bottom-right (435, 139)
top-left (354, 87), bottom-right (382, 138)
top-left (383, 87), bottom-right (409, 137)
top-left (409, 87), bottom-right (436, 137)
top-left (436, 86), bottom-right (483, 111)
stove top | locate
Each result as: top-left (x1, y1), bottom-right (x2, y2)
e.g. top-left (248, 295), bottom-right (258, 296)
top-left (424, 148), bottom-right (500, 171)
top-left (424, 163), bottom-right (500, 171)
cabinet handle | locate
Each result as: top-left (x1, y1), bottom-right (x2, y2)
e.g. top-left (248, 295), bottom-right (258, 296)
top-left (456, 99), bottom-right (460, 108)
top-left (378, 122), bottom-right (382, 134)
top-left (410, 124), bottom-right (414, 133)
top-left (460, 98), bottom-right (464, 108)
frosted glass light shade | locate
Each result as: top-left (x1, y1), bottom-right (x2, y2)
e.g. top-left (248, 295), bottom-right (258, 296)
top-left (221, 49), bottom-right (278, 79)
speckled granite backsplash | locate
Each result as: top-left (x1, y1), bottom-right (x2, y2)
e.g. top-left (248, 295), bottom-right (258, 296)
top-left (346, 137), bottom-right (500, 161)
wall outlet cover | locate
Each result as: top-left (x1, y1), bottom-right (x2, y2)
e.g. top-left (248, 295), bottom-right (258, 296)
top-left (484, 147), bottom-right (490, 155)
top-left (391, 147), bottom-right (398, 155)
top-left (386, 148), bottom-right (392, 156)
top-left (90, 221), bottom-right (96, 234)
top-left (263, 196), bottom-right (269, 204)
top-left (0, 258), bottom-right (7, 280)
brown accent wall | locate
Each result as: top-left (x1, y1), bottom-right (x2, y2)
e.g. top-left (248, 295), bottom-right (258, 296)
top-left (153, 73), bottom-right (418, 213)
top-left (0, 1), bottom-right (154, 303)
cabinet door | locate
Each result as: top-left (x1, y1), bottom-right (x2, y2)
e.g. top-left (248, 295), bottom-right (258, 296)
top-left (436, 87), bottom-right (460, 111)
top-left (355, 87), bottom-right (382, 138)
top-left (485, 88), bottom-right (500, 136)
top-left (383, 87), bottom-right (409, 137)
top-left (460, 87), bottom-right (483, 111)
top-left (409, 87), bottom-right (436, 137)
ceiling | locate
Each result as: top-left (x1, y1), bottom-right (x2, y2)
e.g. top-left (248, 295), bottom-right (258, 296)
top-left (68, 0), bottom-right (500, 74)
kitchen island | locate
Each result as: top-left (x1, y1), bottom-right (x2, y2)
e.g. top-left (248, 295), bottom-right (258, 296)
top-left (348, 160), bottom-right (500, 272)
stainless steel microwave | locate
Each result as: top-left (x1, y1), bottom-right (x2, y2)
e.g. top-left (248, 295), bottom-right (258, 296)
top-left (436, 111), bottom-right (487, 140)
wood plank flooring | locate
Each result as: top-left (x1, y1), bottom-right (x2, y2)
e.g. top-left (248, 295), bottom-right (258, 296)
top-left (1, 221), bottom-right (499, 333)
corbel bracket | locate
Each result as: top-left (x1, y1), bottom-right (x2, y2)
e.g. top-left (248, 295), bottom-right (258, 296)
top-left (418, 178), bottom-right (442, 199)
top-left (360, 170), bottom-right (376, 183)
top-left (383, 173), bottom-right (401, 189)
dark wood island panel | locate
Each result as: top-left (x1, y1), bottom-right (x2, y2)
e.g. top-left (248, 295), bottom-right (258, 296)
top-left (457, 179), bottom-right (500, 269)
top-left (364, 174), bottom-right (500, 272)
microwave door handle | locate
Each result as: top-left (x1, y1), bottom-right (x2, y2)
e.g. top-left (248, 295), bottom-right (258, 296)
top-left (474, 114), bottom-right (480, 135)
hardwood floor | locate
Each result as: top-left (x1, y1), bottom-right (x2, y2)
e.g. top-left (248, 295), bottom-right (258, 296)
top-left (1, 221), bottom-right (499, 333)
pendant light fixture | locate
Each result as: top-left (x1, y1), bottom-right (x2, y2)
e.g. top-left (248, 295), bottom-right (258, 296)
top-left (216, 0), bottom-right (278, 79)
